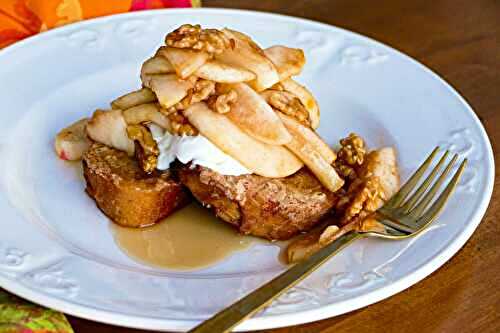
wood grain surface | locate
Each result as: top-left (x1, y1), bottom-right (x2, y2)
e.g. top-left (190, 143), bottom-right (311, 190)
top-left (68, 0), bottom-right (500, 332)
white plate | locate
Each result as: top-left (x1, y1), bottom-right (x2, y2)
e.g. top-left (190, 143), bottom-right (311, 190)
top-left (0, 8), bottom-right (494, 332)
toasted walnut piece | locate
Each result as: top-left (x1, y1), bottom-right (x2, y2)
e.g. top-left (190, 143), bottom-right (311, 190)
top-left (207, 89), bottom-right (238, 114)
top-left (171, 79), bottom-right (216, 111)
top-left (193, 79), bottom-right (216, 102)
top-left (334, 133), bottom-right (367, 181)
top-left (166, 24), bottom-right (201, 48)
top-left (336, 147), bottom-right (398, 225)
top-left (339, 133), bottom-right (366, 166)
top-left (167, 111), bottom-right (198, 136)
top-left (337, 177), bottom-right (385, 225)
top-left (261, 90), bottom-right (310, 126)
top-left (126, 124), bottom-right (159, 173)
top-left (165, 24), bottom-right (232, 55)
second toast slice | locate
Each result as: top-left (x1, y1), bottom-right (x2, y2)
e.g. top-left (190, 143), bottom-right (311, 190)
top-left (83, 143), bottom-right (190, 227)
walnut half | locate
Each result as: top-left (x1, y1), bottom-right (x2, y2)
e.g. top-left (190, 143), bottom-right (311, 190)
top-left (260, 90), bottom-right (310, 126)
top-left (207, 89), bottom-right (238, 114)
top-left (167, 111), bottom-right (198, 136)
top-left (334, 133), bottom-right (367, 181)
top-left (336, 177), bottom-right (385, 225)
top-left (338, 133), bottom-right (366, 165)
top-left (165, 24), bottom-right (233, 55)
top-left (170, 78), bottom-right (215, 111)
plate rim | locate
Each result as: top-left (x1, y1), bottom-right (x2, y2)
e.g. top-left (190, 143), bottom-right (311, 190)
top-left (0, 7), bottom-right (495, 332)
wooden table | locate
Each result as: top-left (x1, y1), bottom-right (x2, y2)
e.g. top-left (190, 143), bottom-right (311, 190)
top-left (68, 0), bottom-right (500, 332)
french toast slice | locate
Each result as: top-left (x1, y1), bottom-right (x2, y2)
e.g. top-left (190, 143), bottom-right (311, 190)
top-left (82, 143), bottom-right (189, 227)
top-left (178, 166), bottom-right (338, 240)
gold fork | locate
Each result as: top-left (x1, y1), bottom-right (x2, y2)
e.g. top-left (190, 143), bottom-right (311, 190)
top-left (188, 147), bottom-right (467, 333)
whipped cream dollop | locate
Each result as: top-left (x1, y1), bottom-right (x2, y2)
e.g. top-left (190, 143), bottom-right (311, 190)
top-left (148, 124), bottom-right (251, 176)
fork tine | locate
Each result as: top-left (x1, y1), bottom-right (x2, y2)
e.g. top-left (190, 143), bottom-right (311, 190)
top-left (410, 154), bottom-right (458, 217)
top-left (416, 159), bottom-right (467, 227)
top-left (400, 150), bottom-right (449, 213)
top-left (384, 147), bottom-right (439, 208)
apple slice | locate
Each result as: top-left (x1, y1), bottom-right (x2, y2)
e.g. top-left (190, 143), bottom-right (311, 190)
top-left (286, 222), bottom-right (356, 263)
top-left (282, 119), bottom-right (343, 192)
top-left (264, 46), bottom-right (305, 80)
top-left (216, 29), bottom-right (279, 91)
top-left (148, 74), bottom-right (194, 109)
top-left (86, 109), bottom-right (134, 156)
top-left (222, 82), bottom-right (291, 145)
top-left (223, 29), bottom-right (257, 46)
top-left (278, 112), bottom-right (336, 164)
top-left (111, 88), bottom-right (157, 110)
top-left (285, 138), bottom-right (343, 192)
top-left (140, 56), bottom-right (175, 86)
top-left (279, 78), bottom-right (320, 129)
top-left (122, 103), bottom-right (171, 130)
top-left (54, 118), bottom-right (90, 161)
top-left (158, 47), bottom-right (209, 79)
top-left (195, 59), bottom-right (256, 82)
top-left (359, 147), bottom-right (400, 197)
top-left (184, 102), bottom-right (303, 178)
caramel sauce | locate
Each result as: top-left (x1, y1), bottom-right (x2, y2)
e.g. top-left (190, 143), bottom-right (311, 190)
top-left (112, 203), bottom-right (257, 270)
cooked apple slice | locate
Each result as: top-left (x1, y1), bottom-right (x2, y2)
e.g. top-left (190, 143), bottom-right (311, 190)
top-left (86, 109), bottom-right (134, 156)
top-left (279, 78), bottom-right (320, 129)
top-left (195, 60), bottom-right (256, 82)
top-left (221, 82), bottom-right (291, 145)
top-left (122, 103), bottom-right (171, 130)
top-left (148, 74), bottom-right (194, 109)
top-left (286, 222), bottom-right (356, 263)
top-left (216, 29), bottom-right (279, 91)
top-left (184, 102), bottom-right (303, 178)
top-left (54, 118), bottom-right (90, 161)
top-left (359, 147), bottom-right (400, 197)
top-left (142, 56), bottom-right (174, 73)
top-left (140, 56), bottom-right (175, 86)
top-left (111, 88), bottom-right (157, 110)
top-left (264, 46), bottom-right (305, 80)
top-left (278, 113), bottom-right (336, 164)
top-left (157, 47), bottom-right (209, 79)
top-left (223, 28), bottom-right (257, 46)
top-left (283, 122), bottom-right (343, 192)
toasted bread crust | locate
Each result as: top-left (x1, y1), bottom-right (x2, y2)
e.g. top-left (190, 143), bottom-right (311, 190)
top-left (179, 166), bottom-right (337, 240)
top-left (83, 143), bottom-right (189, 227)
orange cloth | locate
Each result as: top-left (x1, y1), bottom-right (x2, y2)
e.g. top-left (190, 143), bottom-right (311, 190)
top-left (0, 0), bottom-right (200, 49)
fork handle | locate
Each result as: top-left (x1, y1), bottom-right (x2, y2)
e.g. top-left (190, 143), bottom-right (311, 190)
top-left (188, 231), bottom-right (362, 333)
